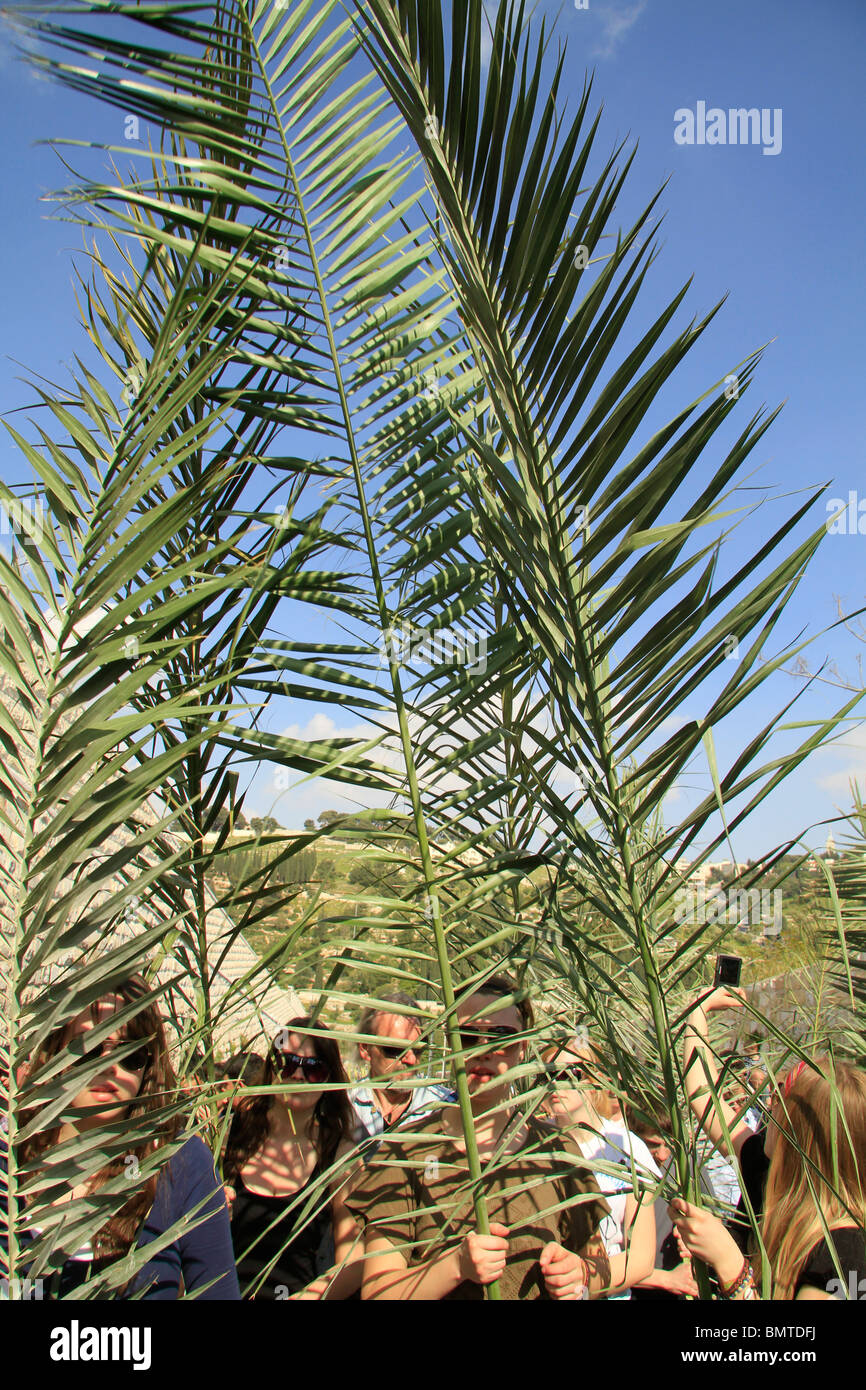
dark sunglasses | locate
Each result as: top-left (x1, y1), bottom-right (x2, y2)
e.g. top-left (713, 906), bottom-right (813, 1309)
top-left (545, 1062), bottom-right (583, 1083)
top-left (375, 1040), bottom-right (427, 1060)
top-left (272, 1049), bottom-right (330, 1084)
top-left (459, 1026), bottom-right (521, 1051)
top-left (85, 1040), bottom-right (150, 1072)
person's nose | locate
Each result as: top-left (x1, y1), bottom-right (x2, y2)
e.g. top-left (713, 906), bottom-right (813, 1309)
top-left (95, 1057), bottom-right (124, 1087)
top-left (281, 1059), bottom-right (305, 1080)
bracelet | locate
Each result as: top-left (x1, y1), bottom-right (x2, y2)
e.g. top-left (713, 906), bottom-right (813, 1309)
top-left (718, 1257), bottom-right (756, 1300)
top-left (718, 1257), bottom-right (747, 1296)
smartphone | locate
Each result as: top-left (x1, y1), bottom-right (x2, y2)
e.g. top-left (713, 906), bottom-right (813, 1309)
top-left (714, 954), bottom-right (742, 989)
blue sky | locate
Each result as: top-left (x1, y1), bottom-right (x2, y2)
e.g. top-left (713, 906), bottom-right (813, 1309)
top-left (1, 0), bottom-right (865, 859)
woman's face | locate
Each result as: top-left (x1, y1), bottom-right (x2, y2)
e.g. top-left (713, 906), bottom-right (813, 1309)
top-left (545, 1044), bottom-right (592, 1126)
top-left (642, 1131), bottom-right (673, 1167)
top-left (67, 996), bottom-right (150, 1131)
top-left (455, 993), bottom-right (525, 1107)
top-left (272, 1031), bottom-right (329, 1117)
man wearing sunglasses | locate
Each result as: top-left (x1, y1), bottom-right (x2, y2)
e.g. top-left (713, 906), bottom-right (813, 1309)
top-left (350, 992), bottom-right (454, 1146)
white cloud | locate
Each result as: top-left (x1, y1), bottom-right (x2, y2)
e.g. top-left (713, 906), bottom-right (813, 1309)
top-left (279, 713), bottom-right (368, 744)
top-left (0, 26), bottom-right (55, 83)
top-left (247, 693), bottom-right (701, 830)
top-left (589, 0), bottom-right (648, 60)
top-left (815, 721), bottom-right (866, 797)
top-left (476, 2), bottom-right (647, 75)
top-left (242, 711), bottom-right (391, 825)
top-left (265, 774), bottom-right (398, 827)
top-left (253, 698), bottom-right (557, 826)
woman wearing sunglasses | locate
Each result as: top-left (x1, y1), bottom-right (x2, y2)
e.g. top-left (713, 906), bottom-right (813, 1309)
top-left (222, 1017), bottom-right (362, 1299)
top-left (6, 975), bottom-right (239, 1299)
top-left (346, 976), bottom-right (611, 1300)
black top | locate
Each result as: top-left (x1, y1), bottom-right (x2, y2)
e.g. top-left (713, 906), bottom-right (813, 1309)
top-left (728, 1128), bottom-right (770, 1253)
top-left (795, 1227), bottom-right (866, 1298)
top-left (231, 1168), bottom-right (335, 1300)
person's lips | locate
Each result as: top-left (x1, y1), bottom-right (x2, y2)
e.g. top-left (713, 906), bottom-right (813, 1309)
top-left (89, 1085), bottom-right (119, 1099)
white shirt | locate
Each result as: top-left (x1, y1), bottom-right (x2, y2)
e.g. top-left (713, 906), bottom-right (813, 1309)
top-left (578, 1118), bottom-right (662, 1299)
top-left (699, 1107), bottom-right (760, 1208)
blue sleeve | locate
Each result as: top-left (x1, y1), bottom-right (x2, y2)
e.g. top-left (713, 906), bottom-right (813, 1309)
top-left (133, 1136), bottom-right (240, 1301)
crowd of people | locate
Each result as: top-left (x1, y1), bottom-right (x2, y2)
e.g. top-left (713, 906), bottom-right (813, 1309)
top-left (2, 974), bottom-right (865, 1301)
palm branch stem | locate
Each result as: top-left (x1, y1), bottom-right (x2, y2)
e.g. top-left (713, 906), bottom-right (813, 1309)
top-left (236, 1), bottom-right (500, 1294)
top-left (607, 756), bottom-right (714, 1298)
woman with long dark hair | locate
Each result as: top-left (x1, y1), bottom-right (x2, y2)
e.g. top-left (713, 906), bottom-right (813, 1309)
top-left (8, 974), bottom-right (239, 1299)
top-left (345, 975), bottom-right (612, 1300)
top-left (222, 1016), bottom-right (362, 1299)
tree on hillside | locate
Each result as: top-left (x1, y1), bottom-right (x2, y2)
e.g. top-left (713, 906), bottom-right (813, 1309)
top-left (250, 816), bottom-right (281, 835)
